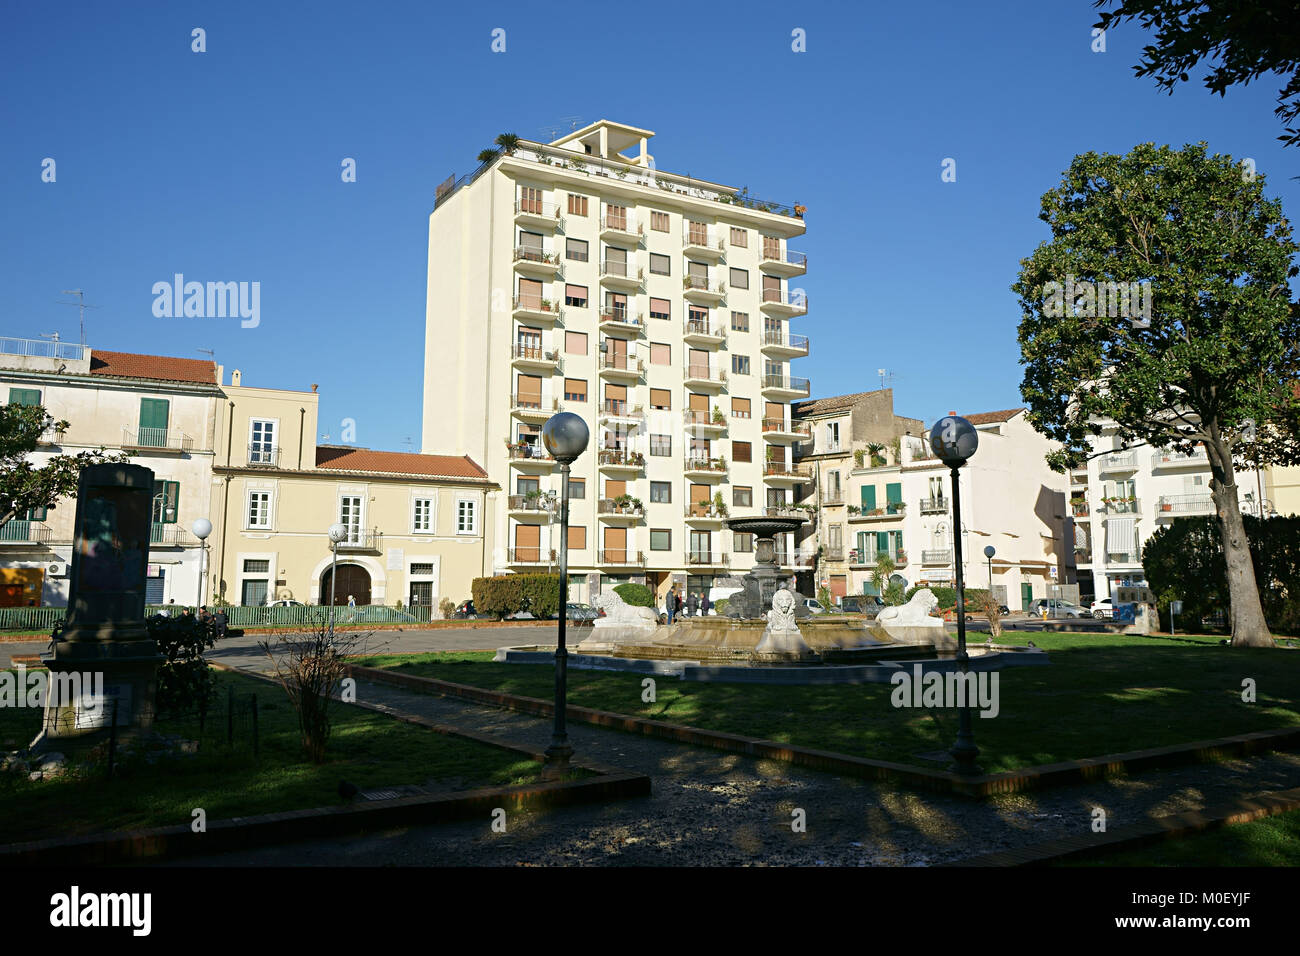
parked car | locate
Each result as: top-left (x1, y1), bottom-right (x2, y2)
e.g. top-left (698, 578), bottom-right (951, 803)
top-left (801, 598), bottom-right (843, 615)
top-left (451, 600), bottom-right (477, 620)
top-left (839, 595), bottom-right (884, 617)
top-left (1032, 598), bottom-right (1089, 619)
top-left (1090, 597), bottom-right (1114, 619)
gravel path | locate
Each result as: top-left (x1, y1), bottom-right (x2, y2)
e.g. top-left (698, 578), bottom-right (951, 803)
top-left (171, 667), bottom-right (1300, 867)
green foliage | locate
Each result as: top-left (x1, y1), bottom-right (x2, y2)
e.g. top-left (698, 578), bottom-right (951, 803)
top-left (438, 597), bottom-right (456, 620)
top-left (714, 598), bottom-right (729, 616)
top-left (471, 574), bottom-right (561, 618)
top-left (903, 585), bottom-right (992, 612)
top-left (817, 585), bottom-right (833, 610)
top-left (1143, 515), bottom-right (1300, 632)
top-left (516, 573), bottom-right (561, 618)
top-left (148, 613), bottom-right (217, 714)
top-left (613, 582), bottom-right (655, 608)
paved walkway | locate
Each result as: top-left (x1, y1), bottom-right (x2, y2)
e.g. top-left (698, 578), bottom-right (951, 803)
top-left (169, 656), bottom-right (1300, 867)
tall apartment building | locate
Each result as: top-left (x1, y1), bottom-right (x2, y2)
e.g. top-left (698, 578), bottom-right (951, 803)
top-left (422, 120), bottom-right (810, 602)
top-left (789, 390), bottom-right (923, 600)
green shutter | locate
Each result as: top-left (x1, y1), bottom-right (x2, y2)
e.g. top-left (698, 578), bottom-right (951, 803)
top-left (8, 388), bottom-right (40, 406)
top-left (152, 481), bottom-right (180, 523)
top-left (139, 398), bottom-right (169, 430)
top-left (893, 530), bottom-right (903, 551)
top-left (860, 486), bottom-right (876, 511)
top-left (877, 531), bottom-right (889, 553)
top-left (25, 506), bottom-right (47, 521)
top-left (857, 532), bottom-right (869, 557)
top-left (886, 483), bottom-right (902, 506)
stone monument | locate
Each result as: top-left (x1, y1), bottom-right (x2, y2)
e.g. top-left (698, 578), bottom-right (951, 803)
top-left (751, 588), bottom-right (818, 661)
top-left (34, 463), bottom-right (164, 750)
top-left (575, 586), bottom-right (659, 653)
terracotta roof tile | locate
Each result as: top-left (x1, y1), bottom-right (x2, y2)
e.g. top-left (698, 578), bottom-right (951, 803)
top-left (315, 446), bottom-right (489, 480)
top-left (792, 390), bottom-right (880, 416)
top-left (963, 408), bottom-right (1025, 425)
top-left (90, 350), bottom-right (217, 385)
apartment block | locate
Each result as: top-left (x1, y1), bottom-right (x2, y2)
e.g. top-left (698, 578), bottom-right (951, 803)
top-left (422, 120), bottom-right (810, 601)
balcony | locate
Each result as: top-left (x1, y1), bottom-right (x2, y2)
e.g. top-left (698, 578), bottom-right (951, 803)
top-left (598, 306), bottom-right (645, 335)
top-left (336, 530), bottom-right (382, 552)
top-left (852, 549), bottom-right (908, 569)
top-left (775, 549), bottom-right (815, 570)
top-left (600, 213), bottom-right (643, 245)
top-left (1151, 448), bottom-right (1209, 471)
top-left (511, 344), bottom-right (562, 373)
top-left (600, 549), bottom-right (646, 568)
top-left (759, 246), bottom-right (807, 277)
top-left (683, 409), bottom-right (728, 435)
top-left (683, 364), bottom-right (727, 390)
top-left (849, 503), bottom-right (906, 522)
top-left (682, 275), bottom-right (726, 305)
top-left (597, 447), bottom-right (646, 474)
top-left (598, 352), bottom-right (644, 380)
top-left (513, 245), bottom-right (563, 278)
top-left (1070, 500), bottom-right (1090, 518)
top-left (597, 400), bottom-right (645, 427)
top-left (684, 505), bottom-right (727, 525)
top-left (761, 374), bottom-right (811, 399)
top-left (684, 457), bottom-right (728, 480)
top-left (919, 496), bottom-right (948, 515)
top-left (682, 226), bottom-right (726, 260)
top-left (512, 295), bottom-right (563, 326)
top-left (514, 198), bottom-right (563, 230)
top-left (1105, 549), bottom-right (1141, 566)
top-left (149, 523), bottom-right (199, 547)
top-left (599, 259), bottom-right (644, 291)
top-left (1098, 451), bottom-right (1139, 475)
top-left (508, 494), bottom-right (557, 518)
top-left (762, 505), bottom-right (812, 523)
top-left (685, 551), bottom-right (730, 568)
top-left (508, 547), bottom-right (556, 567)
top-left (1074, 547), bottom-right (1093, 565)
top-left (597, 498), bottom-right (645, 521)
top-left (763, 460), bottom-right (813, 483)
top-left (823, 546), bottom-right (845, 562)
top-left (506, 441), bottom-right (555, 470)
top-left (508, 394), bottom-right (562, 420)
top-left (1101, 497), bottom-right (1142, 515)
top-left (682, 319), bottom-right (726, 347)
top-left (37, 426), bottom-right (66, 446)
top-left (1156, 494), bottom-right (1211, 517)
top-left (0, 520), bottom-right (51, 545)
top-left (247, 444), bottom-right (281, 468)
top-left (122, 427), bottom-right (194, 453)
top-left (761, 418), bottom-right (811, 442)
top-left (821, 493), bottom-right (845, 507)
top-left (921, 549), bottom-right (952, 565)
top-left (760, 289), bottom-right (808, 317)
top-left (760, 332), bottom-right (809, 358)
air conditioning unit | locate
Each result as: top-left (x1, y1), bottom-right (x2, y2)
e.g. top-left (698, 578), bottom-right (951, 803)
top-left (46, 562), bottom-right (67, 577)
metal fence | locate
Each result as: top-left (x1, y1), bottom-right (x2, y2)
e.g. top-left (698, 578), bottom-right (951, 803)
top-left (0, 603), bottom-right (434, 632)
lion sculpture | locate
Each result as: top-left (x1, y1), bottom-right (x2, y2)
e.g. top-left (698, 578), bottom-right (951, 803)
top-left (591, 588), bottom-right (659, 628)
top-left (874, 588), bottom-right (943, 627)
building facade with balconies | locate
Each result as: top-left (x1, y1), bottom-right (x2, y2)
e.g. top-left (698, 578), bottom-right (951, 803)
top-left (0, 341), bottom-right (222, 606)
top-left (422, 120), bottom-right (810, 603)
top-left (789, 389), bottom-right (923, 602)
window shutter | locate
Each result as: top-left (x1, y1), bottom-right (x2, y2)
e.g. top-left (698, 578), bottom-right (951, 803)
top-left (886, 483), bottom-right (902, 505)
top-left (860, 486), bottom-right (876, 510)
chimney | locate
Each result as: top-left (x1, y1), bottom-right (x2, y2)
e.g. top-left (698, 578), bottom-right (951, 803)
top-left (311, 383), bottom-right (318, 393)
top-left (232, 369), bottom-right (242, 386)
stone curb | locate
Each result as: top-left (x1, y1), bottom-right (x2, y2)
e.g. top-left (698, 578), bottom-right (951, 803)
top-left (947, 785), bottom-right (1300, 866)
top-left (346, 664), bottom-right (1300, 799)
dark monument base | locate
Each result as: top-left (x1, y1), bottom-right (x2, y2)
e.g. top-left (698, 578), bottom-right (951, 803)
top-left (33, 644), bottom-right (161, 752)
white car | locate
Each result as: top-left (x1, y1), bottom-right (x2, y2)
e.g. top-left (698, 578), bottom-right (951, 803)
top-left (1090, 597), bottom-right (1114, 619)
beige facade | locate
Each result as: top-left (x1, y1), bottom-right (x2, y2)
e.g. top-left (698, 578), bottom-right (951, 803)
top-left (422, 119), bottom-right (810, 601)
top-left (1265, 464), bottom-right (1300, 517)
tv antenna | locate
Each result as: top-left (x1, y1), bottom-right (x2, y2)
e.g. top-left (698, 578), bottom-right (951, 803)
top-left (57, 289), bottom-right (99, 347)
top-left (401, 435), bottom-right (415, 452)
top-left (877, 368), bottom-right (895, 390)
top-left (540, 116), bottom-right (583, 141)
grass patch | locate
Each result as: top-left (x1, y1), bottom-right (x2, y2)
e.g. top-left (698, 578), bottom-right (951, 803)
top-left (0, 669), bottom-right (549, 844)
top-left (1061, 808), bottom-right (1300, 866)
top-left (353, 633), bottom-right (1300, 773)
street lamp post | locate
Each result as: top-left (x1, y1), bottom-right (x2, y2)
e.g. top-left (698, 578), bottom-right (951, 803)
top-left (193, 518), bottom-right (213, 609)
top-left (541, 412), bottom-right (590, 776)
top-left (326, 522), bottom-right (348, 646)
top-left (984, 545), bottom-right (996, 606)
top-left (931, 415), bottom-right (981, 776)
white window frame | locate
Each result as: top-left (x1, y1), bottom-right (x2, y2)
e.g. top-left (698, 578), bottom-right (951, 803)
top-left (339, 493), bottom-right (365, 544)
top-left (456, 497), bottom-right (479, 535)
top-left (248, 417), bottom-right (279, 465)
top-left (246, 491), bottom-right (272, 529)
top-left (412, 496), bottom-right (435, 534)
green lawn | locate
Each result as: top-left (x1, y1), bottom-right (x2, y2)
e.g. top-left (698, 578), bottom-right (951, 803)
top-left (354, 633), bottom-right (1300, 773)
top-left (0, 669), bottom-right (548, 844)
top-left (1063, 808), bottom-right (1300, 866)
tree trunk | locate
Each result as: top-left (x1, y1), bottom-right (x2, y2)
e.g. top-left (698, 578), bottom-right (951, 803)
top-left (1206, 434), bottom-right (1274, 648)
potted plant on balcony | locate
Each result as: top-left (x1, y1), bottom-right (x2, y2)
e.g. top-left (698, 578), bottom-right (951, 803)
top-left (712, 406), bottom-right (725, 425)
top-left (854, 449), bottom-right (865, 468)
top-left (866, 443), bottom-right (886, 468)
top-left (847, 505), bottom-right (860, 515)
top-left (712, 492), bottom-right (729, 518)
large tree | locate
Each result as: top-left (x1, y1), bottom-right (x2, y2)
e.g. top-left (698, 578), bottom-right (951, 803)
top-left (1012, 142), bottom-right (1300, 648)
top-left (0, 402), bottom-right (129, 529)
top-left (1095, 0), bottom-right (1300, 147)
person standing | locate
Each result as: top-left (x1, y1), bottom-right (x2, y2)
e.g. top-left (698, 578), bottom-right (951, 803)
top-left (667, 585), bottom-right (678, 624)
top-left (686, 591), bottom-right (698, 617)
top-left (701, 592), bottom-right (711, 617)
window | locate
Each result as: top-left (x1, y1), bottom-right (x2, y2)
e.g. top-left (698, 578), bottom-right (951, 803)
top-left (826, 422), bottom-right (840, 451)
top-left (249, 419), bottom-right (276, 464)
top-left (564, 378), bottom-right (587, 402)
top-left (650, 342), bottom-right (670, 365)
top-left (650, 253), bottom-right (670, 276)
top-left (519, 186), bottom-right (543, 214)
top-left (733, 486), bottom-right (753, 507)
top-left (568, 477), bottom-right (585, 499)
top-left (650, 434), bottom-right (672, 456)
top-left (687, 306), bottom-right (709, 331)
top-left (729, 268), bottom-right (749, 290)
top-left (763, 235), bottom-right (781, 260)
top-left (410, 563), bottom-right (435, 576)
top-left (733, 441), bottom-right (752, 463)
top-left (152, 481), bottom-right (180, 523)
top-left (457, 498), bottom-right (478, 534)
top-left (732, 398), bottom-right (751, 418)
top-left (565, 284), bottom-right (588, 308)
top-left (650, 481), bottom-right (671, 503)
top-left (568, 525), bottom-right (586, 550)
top-left (650, 529), bottom-right (672, 551)
top-left (516, 476), bottom-right (540, 496)
top-left (649, 297), bottom-right (670, 321)
top-left (565, 331), bottom-right (587, 354)
top-left (243, 559), bottom-right (270, 574)
top-left (339, 495), bottom-right (364, 542)
top-left (8, 388), bottom-right (40, 406)
top-left (650, 388), bottom-right (671, 410)
top-left (567, 194), bottom-right (588, 216)
top-left (137, 397), bottom-right (170, 447)
top-left (604, 203), bottom-right (629, 230)
top-left (413, 497), bottom-right (433, 532)
top-left (686, 220), bottom-right (708, 245)
top-left (730, 227), bottom-right (748, 248)
top-left (730, 311), bottom-right (749, 332)
top-left (651, 210), bottom-right (669, 232)
top-left (734, 531), bottom-right (754, 553)
top-left (566, 238), bottom-right (588, 262)
top-left (732, 355), bottom-right (750, 375)
top-left (247, 491), bottom-right (271, 528)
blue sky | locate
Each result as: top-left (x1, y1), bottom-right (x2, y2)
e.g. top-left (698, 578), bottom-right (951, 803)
top-left (3, 0), bottom-right (1296, 453)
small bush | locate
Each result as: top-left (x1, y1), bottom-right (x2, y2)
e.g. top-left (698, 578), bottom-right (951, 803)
top-left (517, 573), bottom-right (562, 618)
top-left (438, 597), bottom-right (456, 620)
top-left (714, 598), bottom-right (729, 616)
top-left (472, 574), bottom-right (561, 618)
top-left (149, 614), bottom-right (217, 714)
top-left (613, 582), bottom-right (655, 608)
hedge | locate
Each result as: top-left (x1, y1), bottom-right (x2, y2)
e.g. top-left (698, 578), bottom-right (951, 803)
top-left (904, 585), bottom-right (992, 610)
top-left (471, 574), bottom-right (562, 619)
top-left (612, 583), bottom-right (655, 608)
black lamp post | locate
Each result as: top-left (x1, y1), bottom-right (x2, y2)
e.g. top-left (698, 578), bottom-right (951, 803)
top-left (984, 545), bottom-right (996, 603)
top-left (931, 415), bottom-right (981, 776)
top-left (541, 411), bottom-right (590, 775)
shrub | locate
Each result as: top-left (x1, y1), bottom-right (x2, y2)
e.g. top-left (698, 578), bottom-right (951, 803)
top-left (438, 597), bottom-right (456, 620)
top-left (517, 573), bottom-right (562, 618)
top-left (613, 582), bottom-right (655, 608)
top-left (714, 598), bottom-right (729, 615)
top-left (471, 574), bottom-right (561, 618)
top-left (149, 613), bottom-right (217, 714)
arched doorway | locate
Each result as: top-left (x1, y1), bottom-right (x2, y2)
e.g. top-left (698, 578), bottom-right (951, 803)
top-left (320, 564), bottom-right (371, 606)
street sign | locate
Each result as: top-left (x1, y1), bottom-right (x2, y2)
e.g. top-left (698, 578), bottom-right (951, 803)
top-left (1170, 600), bottom-right (1183, 614)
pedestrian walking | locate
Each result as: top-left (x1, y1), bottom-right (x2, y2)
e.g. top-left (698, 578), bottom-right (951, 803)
top-left (701, 592), bottom-right (711, 616)
top-left (686, 591), bottom-right (698, 617)
top-left (666, 586), bottom-right (677, 624)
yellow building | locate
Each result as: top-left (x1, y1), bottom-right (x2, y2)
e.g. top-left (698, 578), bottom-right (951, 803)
top-left (1266, 464), bottom-right (1300, 517)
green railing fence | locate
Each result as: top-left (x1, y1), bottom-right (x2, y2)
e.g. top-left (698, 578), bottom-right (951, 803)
top-left (0, 604), bottom-right (435, 631)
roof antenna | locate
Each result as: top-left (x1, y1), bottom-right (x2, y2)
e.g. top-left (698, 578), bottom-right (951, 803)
top-left (877, 368), bottom-right (895, 390)
top-left (57, 289), bottom-right (99, 346)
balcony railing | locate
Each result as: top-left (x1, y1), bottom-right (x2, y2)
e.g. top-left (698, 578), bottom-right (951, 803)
top-left (919, 496), bottom-right (948, 514)
top-left (512, 344), bottom-right (561, 365)
top-left (763, 461), bottom-right (813, 479)
top-left (1152, 448), bottom-right (1208, 469)
top-left (775, 549), bottom-right (816, 569)
top-left (598, 400), bottom-right (644, 422)
top-left (511, 295), bottom-right (561, 318)
top-left (685, 457), bottom-right (728, 473)
top-left (514, 199), bottom-right (563, 222)
top-left (508, 548), bottom-right (555, 566)
top-left (509, 394), bottom-right (562, 414)
top-left (508, 494), bottom-right (557, 514)
top-left (760, 248), bottom-right (808, 270)
top-left (598, 307), bottom-right (644, 329)
top-left (600, 260), bottom-right (644, 282)
top-left (0, 520), bottom-right (51, 544)
top-left (854, 549), bottom-right (908, 567)
top-left (921, 549), bottom-right (952, 564)
top-left (600, 549), bottom-right (646, 567)
top-left (150, 523), bottom-right (198, 546)
top-left (247, 444), bottom-right (281, 467)
top-left (601, 212), bottom-right (643, 237)
top-left (683, 319), bottom-right (725, 341)
top-left (683, 409), bottom-right (727, 429)
top-left (760, 289), bottom-right (808, 313)
top-left (1070, 500), bottom-right (1089, 517)
top-left (761, 332), bottom-right (810, 353)
top-left (1101, 497), bottom-right (1141, 514)
top-left (682, 227), bottom-right (725, 252)
top-left (37, 426), bottom-right (66, 445)
top-left (684, 504), bottom-right (727, 520)
top-left (761, 374), bottom-right (811, 396)
top-left (598, 498), bottom-right (645, 517)
top-left (822, 494), bottom-right (844, 507)
top-left (683, 275), bottom-right (726, 296)
top-left (1156, 494), bottom-right (1212, 515)
top-left (762, 505), bottom-right (812, 521)
top-left (598, 353), bottom-right (643, 374)
top-left (1098, 451), bottom-right (1138, 472)
top-left (686, 551), bottom-right (730, 566)
top-left (762, 418), bottom-right (812, 436)
top-left (122, 427), bottom-right (193, 451)
top-left (336, 530), bottom-right (382, 551)
top-left (685, 365), bottom-right (727, 385)
top-left (513, 245), bottom-right (561, 267)
top-left (1106, 550), bottom-right (1140, 565)
top-left (823, 546), bottom-right (845, 562)
top-left (1, 336), bottom-right (87, 361)
top-left (598, 448), bottom-right (646, 468)
top-left (506, 442), bottom-right (554, 464)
